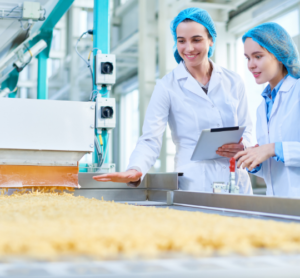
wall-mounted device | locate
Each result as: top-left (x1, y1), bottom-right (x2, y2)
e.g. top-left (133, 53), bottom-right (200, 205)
top-left (96, 97), bottom-right (116, 130)
top-left (0, 2), bottom-right (46, 21)
top-left (22, 1), bottom-right (42, 20)
top-left (95, 52), bottom-right (116, 87)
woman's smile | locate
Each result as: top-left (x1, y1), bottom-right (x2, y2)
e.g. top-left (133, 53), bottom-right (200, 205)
top-left (252, 72), bottom-right (261, 78)
top-left (184, 53), bottom-right (199, 60)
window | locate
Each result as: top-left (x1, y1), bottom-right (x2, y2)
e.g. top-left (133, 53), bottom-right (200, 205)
top-left (119, 89), bottom-right (139, 171)
top-left (273, 9), bottom-right (299, 37)
top-left (51, 29), bottom-right (61, 51)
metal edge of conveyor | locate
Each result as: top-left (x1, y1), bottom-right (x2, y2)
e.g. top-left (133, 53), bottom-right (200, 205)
top-left (76, 172), bottom-right (179, 202)
top-left (172, 203), bottom-right (300, 222)
top-left (173, 191), bottom-right (300, 219)
top-left (73, 189), bottom-right (148, 202)
top-left (78, 172), bottom-right (179, 190)
top-left (78, 173), bottom-right (146, 189)
top-left (77, 172), bottom-right (300, 221)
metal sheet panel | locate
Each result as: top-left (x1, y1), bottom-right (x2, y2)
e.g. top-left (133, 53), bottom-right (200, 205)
top-left (74, 189), bottom-right (147, 201)
top-left (78, 173), bottom-right (146, 188)
top-left (148, 189), bottom-right (168, 202)
top-left (173, 191), bottom-right (300, 217)
top-left (146, 173), bottom-right (178, 190)
top-left (0, 98), bottom-right (95, 152)
top-left (0, 150), bottom-right (84, 166)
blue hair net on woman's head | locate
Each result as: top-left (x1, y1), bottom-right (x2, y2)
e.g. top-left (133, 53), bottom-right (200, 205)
top-left (242, 22), bottom-right (300, 79)
top-left (170, 7), bottom-right (217, 64)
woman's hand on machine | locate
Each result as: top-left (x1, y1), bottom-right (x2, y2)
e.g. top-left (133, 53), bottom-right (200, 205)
top-left (234, 143), bottom-right (275, 171)
top-left (93, 169), bottom-right (143, 183)
top-left (216, 138), bottom-right (244, 158)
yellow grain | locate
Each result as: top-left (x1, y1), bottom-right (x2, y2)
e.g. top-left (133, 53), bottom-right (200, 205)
top-left (0, 192), bottom-right (300, 259)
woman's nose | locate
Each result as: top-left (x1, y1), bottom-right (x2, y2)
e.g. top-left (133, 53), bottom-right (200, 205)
top-left (186, 42), bottom-right (194, 52)
top-left (248, 59), bottom-right (256, 70)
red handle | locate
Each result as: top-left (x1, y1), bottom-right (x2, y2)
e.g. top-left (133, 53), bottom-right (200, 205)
top-left (229, 158), bottom-right (235, 172)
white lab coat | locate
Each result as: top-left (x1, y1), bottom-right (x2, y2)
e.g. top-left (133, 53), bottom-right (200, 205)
top-left (255, 76), bottom-right (300, 197)
top-left (128, 60), bottom-right (253, 194)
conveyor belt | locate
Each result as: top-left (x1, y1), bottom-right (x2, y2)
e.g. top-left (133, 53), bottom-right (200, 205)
top-left (120, 201), bottom-right (300, 223)
top-left (0, 202), bottom-right (300, 278)
top-left (1, 255), bottom-right (300, 277)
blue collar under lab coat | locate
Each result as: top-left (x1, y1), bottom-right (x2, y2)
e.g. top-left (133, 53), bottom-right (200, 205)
top-left (261, 75), bottom-right (288, 122)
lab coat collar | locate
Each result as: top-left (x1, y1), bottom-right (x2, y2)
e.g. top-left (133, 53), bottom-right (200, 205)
top-left (174, 59), bottom-right (222, 79)
top-left (268, 75), bottom-right (297, 123)
top-left (208, 60), bottom-right (223, 93)
top-left (174, 60), bottom-right (222, 103)
top-left (278, 75), bottom-right (297, 93)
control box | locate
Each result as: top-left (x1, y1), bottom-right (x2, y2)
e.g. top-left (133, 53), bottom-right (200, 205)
top-left (96, 97), bottom-right (116, 130)
top-left (23, 1), bottom-right (41, 20)
top-left (95, 53), bottom-right (116, 86)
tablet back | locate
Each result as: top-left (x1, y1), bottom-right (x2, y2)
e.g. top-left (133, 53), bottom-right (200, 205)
top-left (191, 126), bottom-right (246, 161)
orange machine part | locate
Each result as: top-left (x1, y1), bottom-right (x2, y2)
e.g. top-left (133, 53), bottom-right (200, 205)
top-left (0, 165), bottom-right (79, 188)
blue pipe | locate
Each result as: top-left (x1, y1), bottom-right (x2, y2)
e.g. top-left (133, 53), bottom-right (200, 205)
top-left (93, 0), bottom-right (110, 166)
top-left (35, 0), bottom-right (74, 100)
top-left (37, 51), bottom-right (48, 99)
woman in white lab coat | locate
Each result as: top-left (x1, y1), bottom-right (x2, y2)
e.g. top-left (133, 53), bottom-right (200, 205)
top-left (235, 23), bottom-right (300, 197)
top-left (94, 8), bottom-right (253, 194)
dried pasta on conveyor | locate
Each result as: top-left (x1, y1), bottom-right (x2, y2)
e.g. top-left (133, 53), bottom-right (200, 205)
top-left (0, 190), bottom-right (300, 259)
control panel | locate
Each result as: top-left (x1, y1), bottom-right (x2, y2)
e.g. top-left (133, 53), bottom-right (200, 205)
top-left (95, 52), bottom-right (116, 87)
top-left (96, 97), bottom-right (116, 130)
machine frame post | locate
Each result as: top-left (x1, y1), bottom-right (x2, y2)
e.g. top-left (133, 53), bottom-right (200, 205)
top-left (37, 51), bottom-right (48, 99)
top-left (35, 0), bottom-right (74, 100)
top-left (93, 0), bottom-right (110, 165)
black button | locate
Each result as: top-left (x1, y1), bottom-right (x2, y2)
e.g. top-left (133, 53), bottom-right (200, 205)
top-left (101, 106), bottom-right (114, 118)
top-left (101, 62), bottom-right (114, 74)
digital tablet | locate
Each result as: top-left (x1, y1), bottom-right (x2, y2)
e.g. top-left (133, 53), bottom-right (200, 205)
top-left (191, 126), bottom-right (246, 161)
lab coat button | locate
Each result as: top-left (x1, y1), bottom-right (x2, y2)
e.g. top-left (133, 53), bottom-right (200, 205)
top-left (217, 124), bottom-right (220, 127)
top-left (211, 105), bottom-right (214, 108)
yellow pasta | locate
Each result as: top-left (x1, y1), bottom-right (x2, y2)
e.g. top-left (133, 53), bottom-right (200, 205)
top-left (0, 191), bottom-right (300, 260)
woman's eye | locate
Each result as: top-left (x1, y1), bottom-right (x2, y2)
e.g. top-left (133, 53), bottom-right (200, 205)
top-left (178, 40), bottom-right (184, 43)
top-left (255, 55), bottom-right (261, 59)
top-left (245, 57), bottom-right (249, 61)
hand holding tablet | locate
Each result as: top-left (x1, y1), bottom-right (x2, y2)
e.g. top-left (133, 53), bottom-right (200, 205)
top-left (191, 126), bottom-right (246, 161)
top-left (216, 137), bottom-right (244, 158)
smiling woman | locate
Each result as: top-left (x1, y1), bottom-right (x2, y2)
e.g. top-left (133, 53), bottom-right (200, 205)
top-left (93, 8), bottom-right (254, 195)
top-left (235, 23), bottom-right (300, 198)
top-left (175, 20), bottom-right (213, 86)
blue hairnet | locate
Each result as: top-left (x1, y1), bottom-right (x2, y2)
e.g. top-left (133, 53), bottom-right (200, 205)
top-left (242, 22), bottom-right (300, 79)
top-left (170, 7), bottom-right (217, 64)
